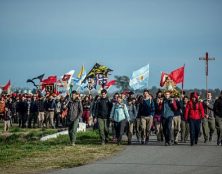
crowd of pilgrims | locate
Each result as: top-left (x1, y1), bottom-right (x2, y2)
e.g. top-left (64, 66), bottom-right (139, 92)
top-left (0, 89), bottom-right (222, 146)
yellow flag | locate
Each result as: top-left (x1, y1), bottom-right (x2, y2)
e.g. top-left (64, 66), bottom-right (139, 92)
top-left (78, 65), bottom-right (85, 78)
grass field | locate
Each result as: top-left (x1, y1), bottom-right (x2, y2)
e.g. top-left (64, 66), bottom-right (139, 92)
top-left (0, 123), bottom-right (123, 174)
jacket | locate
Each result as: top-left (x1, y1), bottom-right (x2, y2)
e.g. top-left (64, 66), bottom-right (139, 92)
top-left (110, 103), bottom-right (130, 122)
top-left (126, 104), bottom-right (137, 121)
top-left (173, 100), bottom-right (182, 116)
top-left (17, 100), bottom-right (28, 114)
top-left (185, 101), bottom-right (204, 120)
top-left (67, 99), bottom-right (83, 121)
top-left (214, 96), bottom-right (222, 118)
top-left (95, 97), bottom-right (112, 119)
top-left (203, 99), bottom-right (215, 118)
top-left (162, 99), bottom-right (177, 119)
top-left (45, 99), bottom-right (56, 111)
top-left (38, 99), bottom-right (45, 112)
top-left (30, 100), bottom-right (38, 113)
top-left (137, 99), bottom-right (155, 117)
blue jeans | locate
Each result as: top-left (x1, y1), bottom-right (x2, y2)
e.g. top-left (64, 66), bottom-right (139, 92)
top-left (189, 119), bottom-right (201, 145)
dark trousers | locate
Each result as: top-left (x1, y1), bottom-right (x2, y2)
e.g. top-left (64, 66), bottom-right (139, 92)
top-left (98, 118), bottom-right (110, 143)
top-left (21, 113), bottom-right (28, 128)
top-left (162, 116), bottom-right (173, 144)
top-left (28, 112), bottom-right (38, 128)
top-left (55, 112), bottom-right (61, 128)
top-left (114, 120), bottom-right (126, 143)
top-left (189, 119), bottom-right (201, 145)
top-left (68, 119), bottom-right (79, 143)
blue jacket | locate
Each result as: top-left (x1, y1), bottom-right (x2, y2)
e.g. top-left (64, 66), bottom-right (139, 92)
top-left (110, 103), bottom-right (130, 122)
top-left (162, 99), bottom-right (176, 119)
top-left (126, 104), bottom-right (137, 121)
top-left (137, 99), bottom-right (155, 117)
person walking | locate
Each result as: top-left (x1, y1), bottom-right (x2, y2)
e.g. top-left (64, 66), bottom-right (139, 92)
top-left (137, 90), bottom-right (155, 144)
top-left (185, 92), bottom-right (205, 146)
top-left (161, 91), bottom-right (177, 146)
top-left (65, 91), bottom-right (83, 146)
top-left (214, 90), bottom-right (222, 146)
top-left (202, 92), bottom-right (215, 143)
top-left (95, 89), bottom-right (113, 145)
top-left (110, 96), bottom-right (130, 145)
top-left (126, 98), bottom-right (137, 145)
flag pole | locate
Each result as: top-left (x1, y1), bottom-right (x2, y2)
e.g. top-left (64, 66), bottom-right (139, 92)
top-left (181, 64), bottom-right (185, 98)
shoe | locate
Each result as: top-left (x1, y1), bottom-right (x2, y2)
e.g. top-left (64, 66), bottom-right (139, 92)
top-left (128, 141), bottom-right (132, 145)
top-left (165, 142), bottom-right (169, 146)
top-left (204, 139), bottom-right (208, 143)
top-left (71, 142), bottom-right (75, 146)
top-left (209, 136), bottom-right (212, 142)
top-left (217, 141), bottom-right (222, 146)
top-left (101, 141), bottom-right (105, 145)
top-left (174, 141), bottom-right (178, 145)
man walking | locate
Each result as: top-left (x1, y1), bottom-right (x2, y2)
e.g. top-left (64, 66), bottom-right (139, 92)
top-left (202, 92), bottom-right (215, 143)
top-left (95, 89), bottom-right (112, 145)
top-left (214, 90), bottom-right (222, 146)
top-left (66, 91), bottom-right (83, 146)
top-left (137, 90), bottom-right (155, 144)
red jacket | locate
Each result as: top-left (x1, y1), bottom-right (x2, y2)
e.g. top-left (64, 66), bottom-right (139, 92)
top-left (185, 101), bottom-right (204, 120)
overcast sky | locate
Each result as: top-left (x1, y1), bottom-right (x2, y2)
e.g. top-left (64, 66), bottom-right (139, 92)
top-left (0, 0), bottom-right (221, 90)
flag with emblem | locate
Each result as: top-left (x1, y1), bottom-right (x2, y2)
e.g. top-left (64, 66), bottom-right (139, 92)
top-left (129, 64), bottom-right (149, 90)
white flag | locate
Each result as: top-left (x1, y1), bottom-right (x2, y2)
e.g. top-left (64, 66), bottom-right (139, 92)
top-left (129, 64), bottom-right (149, 90)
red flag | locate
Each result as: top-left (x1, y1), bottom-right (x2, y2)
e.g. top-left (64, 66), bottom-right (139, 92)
top-left (41, 76), bottom-right (57, 85)
top-left (2, 80), bottom-right (11, 91)
top-left (106, 80), bottom-right (116, 87)
top-left (160, 72), bottom-right (169, 87)
top-left (169, 66), bottom-right (185, 84)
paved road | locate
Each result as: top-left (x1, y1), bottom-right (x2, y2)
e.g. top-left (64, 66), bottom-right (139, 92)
top-left (47, 137), bottom-right (222, 174)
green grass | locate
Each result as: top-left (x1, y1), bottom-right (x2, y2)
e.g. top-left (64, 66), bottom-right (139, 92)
top-left (0, 123), bottom-right (123, 174)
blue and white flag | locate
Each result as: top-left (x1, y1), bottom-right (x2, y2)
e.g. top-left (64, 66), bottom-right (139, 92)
top-left (129, 64), bottom-right (149, 90)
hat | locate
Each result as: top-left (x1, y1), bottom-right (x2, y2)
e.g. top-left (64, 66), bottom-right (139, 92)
top-left (190, 92), bottom-right (198, 99)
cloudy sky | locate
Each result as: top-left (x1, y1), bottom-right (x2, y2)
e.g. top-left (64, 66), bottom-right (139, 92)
top-left (0, 0), bottom-right (221, 89)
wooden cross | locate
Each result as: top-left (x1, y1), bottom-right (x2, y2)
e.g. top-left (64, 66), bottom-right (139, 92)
top-left (199, 52), bottom-right (215, 99)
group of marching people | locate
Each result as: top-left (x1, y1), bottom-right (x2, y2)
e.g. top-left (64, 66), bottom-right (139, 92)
top-left (91, 89), bottom-right (222, 146)
top-left (1, 89), bottom-right (222, 147)
top-left (0, 93), bottom-right (95, 131)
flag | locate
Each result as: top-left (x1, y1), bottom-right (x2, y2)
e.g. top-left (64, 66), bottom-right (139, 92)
top-left (27, 79), bottom-right (38, 88)
top-left (32, 74), bottom-right (45, 81)
top-left (26, 74), bottom-right (44, 88)
top-left (169, 66), bottom-right (185, 84)
top-left (61, 70), bottom-right (75, 90)
top-left (97, 74), bottom-right (108, 86)
top-left (77, 65), bottom-right (85, 79)
top-left (2, 80), bottom-right (11, 91)
top-left (75, 66), bottom-right (86, 86)
top-left (83, 63), bottom-right (113, 83)
top-left (87, 77), bottom-right (97, 90)
top-left (105, 80), bottom-right (116, 90)
top-left (41, 76), bottom-right (57, 85)
top-left (129, 64), bottom-right (149, 90)
top-left (160, 72), bottom-right (169, 87)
